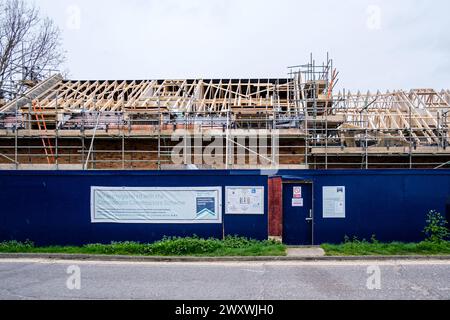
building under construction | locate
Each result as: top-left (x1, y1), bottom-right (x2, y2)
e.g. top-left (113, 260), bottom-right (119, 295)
top-left (0, 56), bottom-right (449, 170)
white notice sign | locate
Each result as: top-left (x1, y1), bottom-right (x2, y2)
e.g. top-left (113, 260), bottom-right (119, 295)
top-left (226, 186), bottom-right (264, 215)
top-left (323, 186), bottom-right (346, 218)
top-left (292, 199), bottom-right (304, 207)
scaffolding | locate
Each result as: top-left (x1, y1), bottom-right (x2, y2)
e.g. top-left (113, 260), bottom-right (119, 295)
top-left (0, 56), bottom-right (449, 170)
top-left (288, 53), bottom-right (338, 169)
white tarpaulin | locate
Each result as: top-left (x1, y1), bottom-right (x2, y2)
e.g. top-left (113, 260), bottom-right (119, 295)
top-left (91, 187), bottom-right (222, 224)
top-left (323, 186), bottom-right (346, 218)
top-left (225, 186), bottom-right (264, 215)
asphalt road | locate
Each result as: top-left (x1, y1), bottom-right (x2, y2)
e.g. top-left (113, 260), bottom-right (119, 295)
top-left (0, 259), bottom-right (449, 300)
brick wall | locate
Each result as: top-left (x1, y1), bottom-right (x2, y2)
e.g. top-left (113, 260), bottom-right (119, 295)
top-left (268, 177), bottom-right (283, 237)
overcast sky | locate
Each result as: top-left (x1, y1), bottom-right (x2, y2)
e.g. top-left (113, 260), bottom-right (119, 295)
top-left (34, 0), bottom-right (450, 92)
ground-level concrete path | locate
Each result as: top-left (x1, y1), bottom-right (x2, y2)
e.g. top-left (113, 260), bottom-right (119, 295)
top-left (286, 247), bottom-right (326, 257)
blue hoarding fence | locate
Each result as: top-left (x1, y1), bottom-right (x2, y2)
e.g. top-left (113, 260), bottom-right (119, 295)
top-left (0, 169), bottom-right (449, 246)
top-left (278, 170), bottom-right (450, 245)
top-left (0, 170), bottom-right (268, 246)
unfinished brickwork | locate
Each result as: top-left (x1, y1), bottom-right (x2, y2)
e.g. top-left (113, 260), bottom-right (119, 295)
top-left (0, 57), bottom-right (448, 170)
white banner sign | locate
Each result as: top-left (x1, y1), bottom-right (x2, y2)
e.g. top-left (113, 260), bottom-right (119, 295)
top-left (323, 186), bottom-right (346, 218)
top-left (91, 187), bottom-right (222, 224)
top-left (225, 186), bottom-right (264, 215)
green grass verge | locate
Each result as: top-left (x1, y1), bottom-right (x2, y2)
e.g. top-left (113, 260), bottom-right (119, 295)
top-left (0, 236), bottom-right (286, 257)
top-left (321, 240), bottom-right (450, 256)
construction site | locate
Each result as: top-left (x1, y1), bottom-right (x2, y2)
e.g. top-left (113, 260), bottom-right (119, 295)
top-left (0, 55), bottom-right (449, 170)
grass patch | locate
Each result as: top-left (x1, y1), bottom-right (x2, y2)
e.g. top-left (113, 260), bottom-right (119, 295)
top-left (321, 239), bottom-right (450, 256)
top-left (0, 236), bottom-right (286, 257)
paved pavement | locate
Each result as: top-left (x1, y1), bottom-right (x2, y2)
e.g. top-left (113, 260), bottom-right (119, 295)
top-left (286, 247), bottom-right (325, 257)
top-left (0, 259), bottom-right (449, 300)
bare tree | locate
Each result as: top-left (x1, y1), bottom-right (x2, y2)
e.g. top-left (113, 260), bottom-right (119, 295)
top-left (0, 0), bottom-right (65, 101)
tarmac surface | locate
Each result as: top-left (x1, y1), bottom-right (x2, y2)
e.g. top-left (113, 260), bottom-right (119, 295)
top-left (0, 258), bottom-right (449, 300)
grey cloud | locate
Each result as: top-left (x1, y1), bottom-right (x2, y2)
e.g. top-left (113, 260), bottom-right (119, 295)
top-left (34, 0), bottom-right (450, 90)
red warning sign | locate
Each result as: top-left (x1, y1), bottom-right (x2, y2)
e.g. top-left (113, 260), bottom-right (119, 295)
top-left (293, 186), bottom-right (302, 199)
